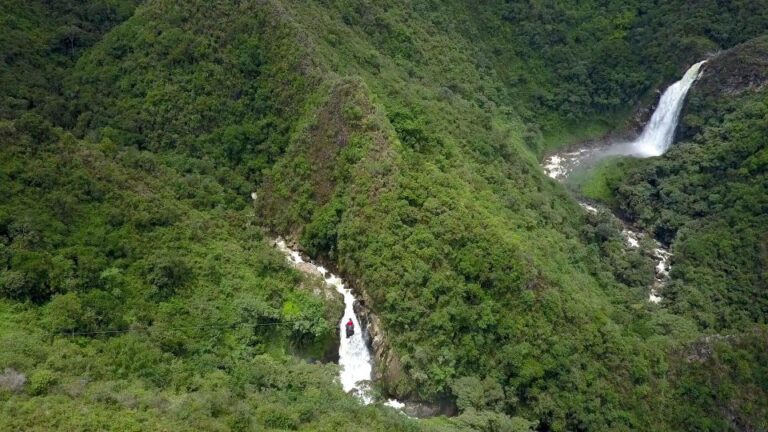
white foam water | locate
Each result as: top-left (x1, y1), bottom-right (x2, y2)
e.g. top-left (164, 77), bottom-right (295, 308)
top-left (272, 238), bottom-right (406, 410)
top-left (273, 239), bottom-right (373, 402)
top-left (629, 61), bottom-right (707, 156)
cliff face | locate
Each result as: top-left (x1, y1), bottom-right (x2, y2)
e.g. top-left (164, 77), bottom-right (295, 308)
top-left (696, 36), bottom-right (768, 97)
top-left (679, 36), bottom-right (768, 141)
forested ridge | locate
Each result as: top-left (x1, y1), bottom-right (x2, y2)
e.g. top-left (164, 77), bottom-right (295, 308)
top-left (1, 1), bottom-right (766, 431)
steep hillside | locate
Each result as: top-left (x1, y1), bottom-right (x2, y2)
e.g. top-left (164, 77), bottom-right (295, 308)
top-left (2, 1), bottom-right (767, 431)
top-left (607, 37), bottom-right (768, 331)
top-left (0, 0), bottom-right (141, 122)
top-left (0, 119), bottom-right (412, 431)
top-left (0, 2), bottom-right (417, 431)
top-left (577, 36), bottom-right (768, 431)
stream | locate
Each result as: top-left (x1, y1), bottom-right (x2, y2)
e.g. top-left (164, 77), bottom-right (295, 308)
top-left (272, 238), bottom-right (405, 410)
top-left (258, 59), bottom-right (705, 408)
top-left (542, 60), bottom-right (706, 302)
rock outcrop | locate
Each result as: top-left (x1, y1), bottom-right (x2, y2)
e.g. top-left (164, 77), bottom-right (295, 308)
top-left (350, 282), bottom-right (404, 393)
top-left (694, 36), bottom-right (768, 97)
top-left (679, 35), bottom-right (768, 141)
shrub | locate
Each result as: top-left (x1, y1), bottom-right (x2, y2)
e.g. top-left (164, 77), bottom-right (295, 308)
top-left (29, 369), bottom-right (57, 396)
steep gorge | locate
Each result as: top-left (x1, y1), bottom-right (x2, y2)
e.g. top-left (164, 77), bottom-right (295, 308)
top-left (1, 1), bottom-right (768, 431)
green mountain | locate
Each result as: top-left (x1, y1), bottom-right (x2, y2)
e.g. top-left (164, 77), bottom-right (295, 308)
top-left (1, 1), bottom-right (766, 431)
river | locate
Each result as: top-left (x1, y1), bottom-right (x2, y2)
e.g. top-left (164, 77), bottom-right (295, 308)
top-left (259, 60), bottom-right (704, 406)
top-left (542, 60), bottom-right (706, 302)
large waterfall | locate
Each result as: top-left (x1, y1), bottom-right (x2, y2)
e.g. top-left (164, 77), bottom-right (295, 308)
top-left (541, 60), bottom-right (707, 303)
top-left (544, 60), bottom-right (707, 180)
top-left (625, 60), bottom-right (707, 157)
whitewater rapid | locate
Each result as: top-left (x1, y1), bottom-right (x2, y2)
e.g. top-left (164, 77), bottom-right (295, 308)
top-left (541, 60), bottom-right (706, 302)
top-left (273, 239), bottom-right (374, 402)
top-left (271, 238), bottom-right (408, 411)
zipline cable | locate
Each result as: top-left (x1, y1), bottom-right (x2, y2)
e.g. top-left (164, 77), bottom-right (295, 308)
top-left (58, 319), bottom-right (310, 337)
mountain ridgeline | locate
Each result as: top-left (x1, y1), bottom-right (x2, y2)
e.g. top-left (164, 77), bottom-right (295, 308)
top-left (1, 1), bottom-right (767, 431)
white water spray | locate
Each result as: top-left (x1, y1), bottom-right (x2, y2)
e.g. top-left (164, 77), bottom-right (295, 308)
top-left (273, 239), bottom-right (374, 402)
top-left (624, 60), bottom-right (707, 157)
top-left (543, 60), bottom-right (707, 178)
top-left (324, 273), bottom-right (374, 402)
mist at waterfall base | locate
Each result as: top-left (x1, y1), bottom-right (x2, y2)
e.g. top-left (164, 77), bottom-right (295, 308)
top-left (604, 60), bottom-right (706, 158)
top-left (547, 60), bottom-right (707, 180)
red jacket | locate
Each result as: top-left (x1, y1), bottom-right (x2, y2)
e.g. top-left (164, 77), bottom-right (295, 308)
top-left (346, 320), bottom-right (354, 328)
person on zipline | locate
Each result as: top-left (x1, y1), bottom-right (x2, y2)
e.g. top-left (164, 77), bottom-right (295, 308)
top-left (345, 318), bottom-right (354, 338)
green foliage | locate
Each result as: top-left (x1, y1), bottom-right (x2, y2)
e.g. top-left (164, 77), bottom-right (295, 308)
top-left (251, 2), bottom-right (767, 430)
top-left (2, 0), bottom-right (767, 430)
top-left (570, 157), bottom-right (635, 206)
top-left (605, 83), bottom-right (768, 331)
top-left (666, 328), bottom-right (768, 432)
top-left (0, 0), bottom-right (141, 122)
top-left (451, 376), bottom-right (505, 412)
top-left (28, 369), bottom-right (57, 396)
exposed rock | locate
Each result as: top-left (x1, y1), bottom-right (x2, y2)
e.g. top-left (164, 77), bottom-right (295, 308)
top-left (685, 334), bottom-right (737, 363)
top-left (351, 287), bottom-right (404, 391)
top-left (694, 36), bottom-right (768, 97)
top-left (628, 89), bottom-right (663, 134)
top-left (402, 400), bottom-right (457, 418)
top-left (273, 238), bottom-right (342, 302)
top-left (0, 368), bottom-right (26, 392)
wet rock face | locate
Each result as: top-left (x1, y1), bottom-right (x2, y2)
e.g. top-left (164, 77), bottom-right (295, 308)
top-left (352, 300), bottom-right (370, 345)
top-left (628, 89), bottom-right (663, 134)
top-left (351, 281), bottom-right (456, 417)
top-left (351, 291), bottom-right (404, 390)
top-left (402, 399), bottom-right (458, 418)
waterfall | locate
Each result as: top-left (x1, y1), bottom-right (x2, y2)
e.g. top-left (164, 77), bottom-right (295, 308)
top-left (629, 60), bottom-right (707, 157)
top-left (273, 239), bottom-right (374, 402)
top-left (272, 240), bottom-right (409, 409)
top-left (542, 60), bottom-right (708, 179)
top-left (539, 61), bottom-right (707, 303)
top-left (272, 240), bottom-right (410, 409)
top-left (323, 272), bottom-right (374, 403)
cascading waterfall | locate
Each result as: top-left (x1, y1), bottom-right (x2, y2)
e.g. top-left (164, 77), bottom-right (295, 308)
top-left (273, 239), bottom-right (374, 403)
top-left (272, 238), bottom-right (407, 412)
top-left (543, 60), bottom-right (707, 180)
top-left (322, 272), bottom-right (374, 403)
top-left (629, 60), bottom-right (707, 156)
top-left (541, 60), bottom-right (707, 303)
